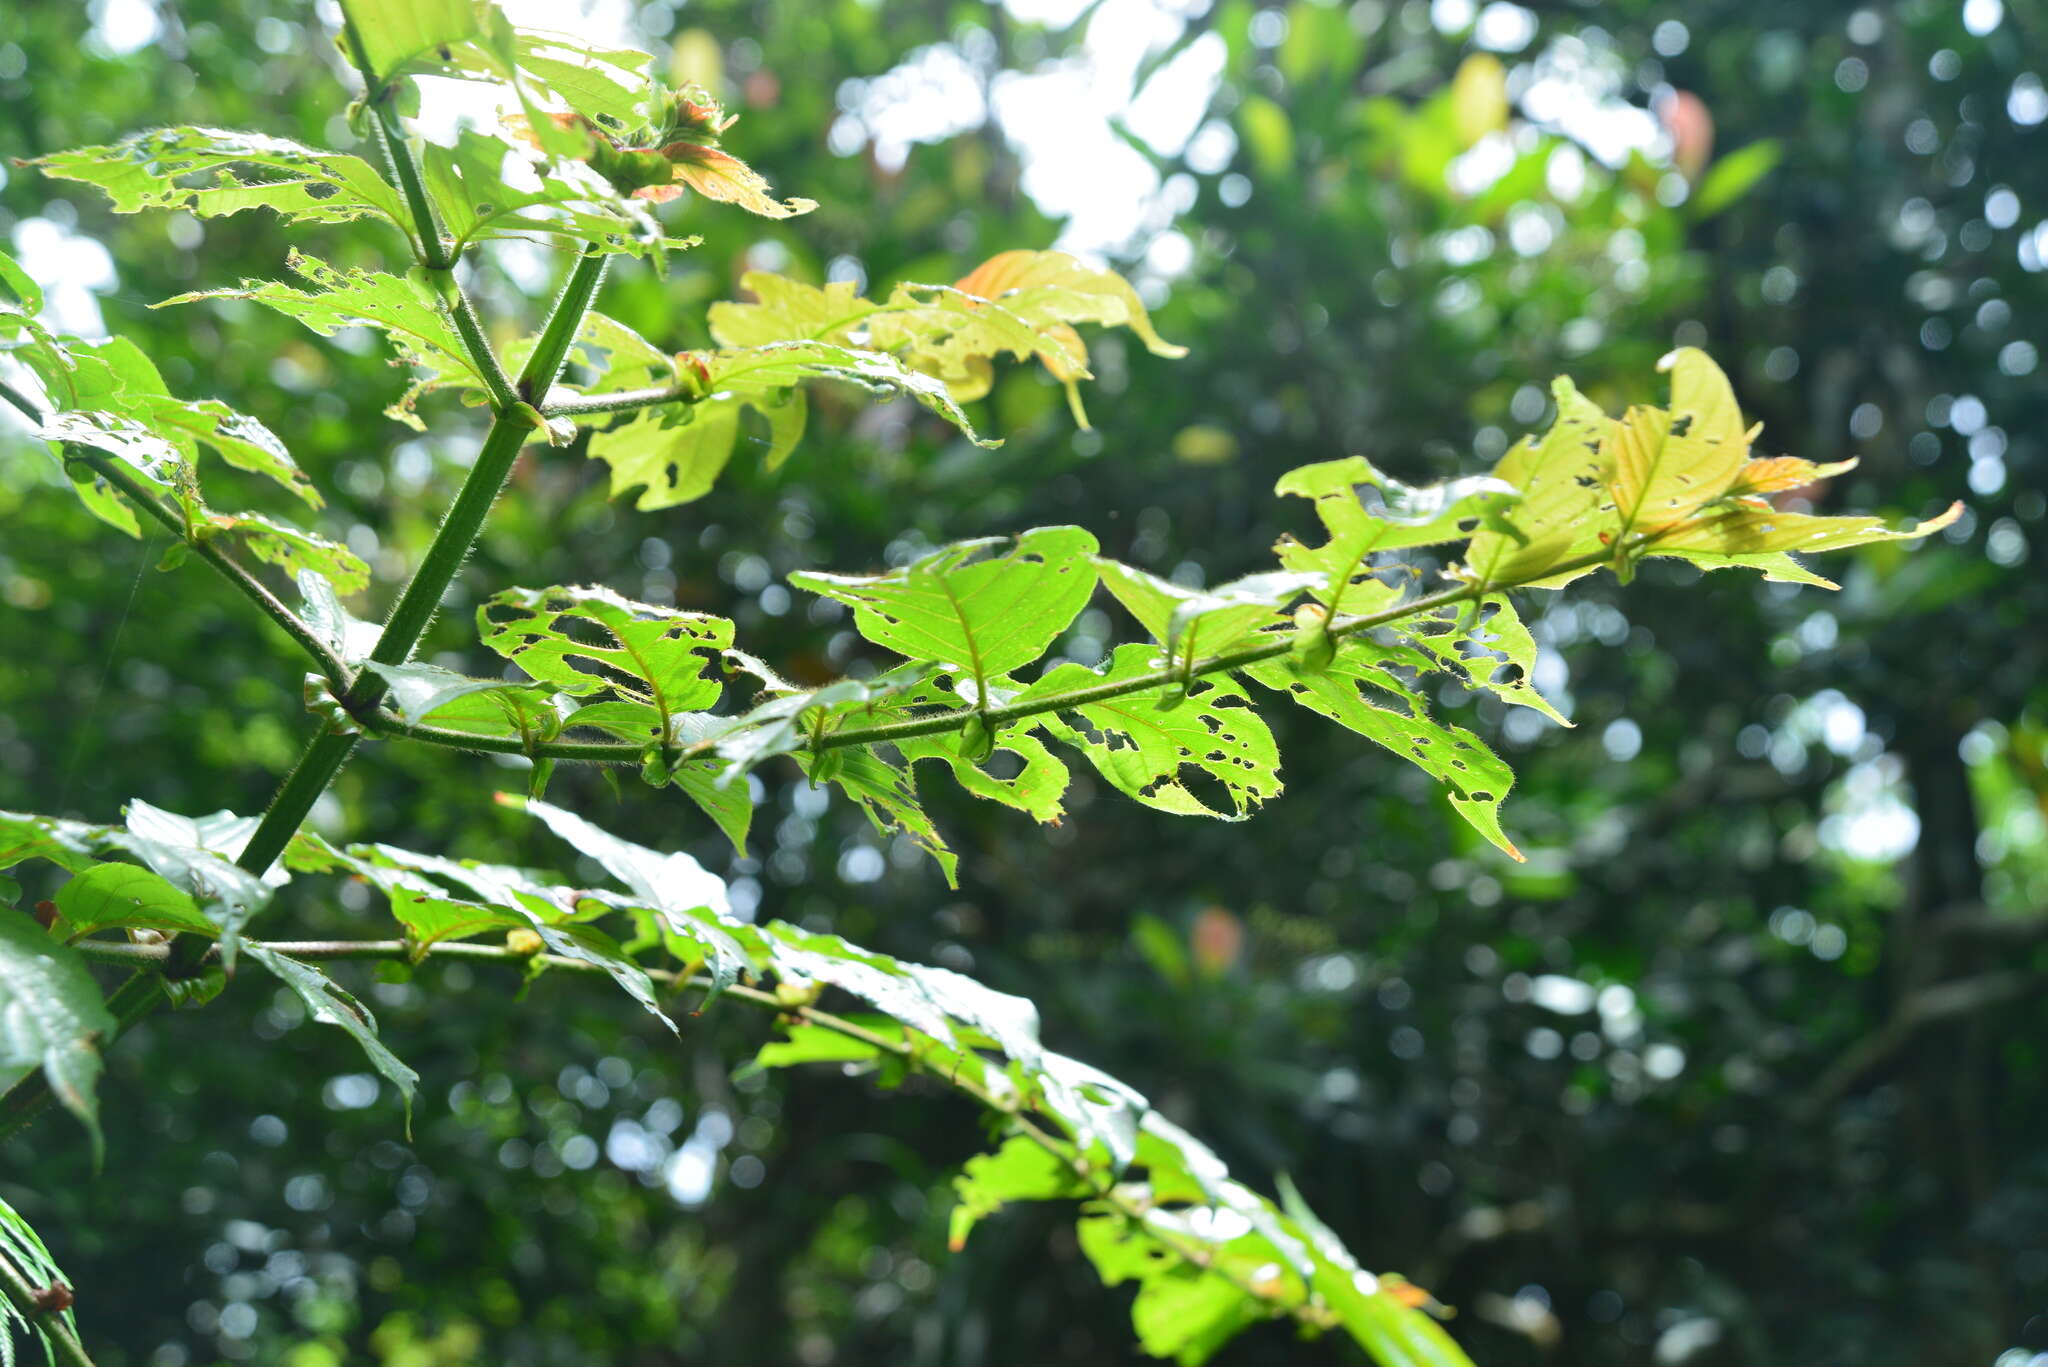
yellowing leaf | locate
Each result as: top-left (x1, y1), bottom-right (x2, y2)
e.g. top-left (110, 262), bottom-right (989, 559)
top-left (650, 141), bottom-right (816, 218)
top-left (1457, 375), bottom-right (1615, 590)
top-left (1605, 347), bottom-right (1753, 544)
top-left (1726, 455), bottom-right (1858, 496)
top-left (1650, 500), bottom-right (1963, 560)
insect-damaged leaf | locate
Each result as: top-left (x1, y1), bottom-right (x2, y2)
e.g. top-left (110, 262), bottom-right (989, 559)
top-left (579, 341), bottom-right (988, 510)
top-left (240, 943), bottom-right (419, 1132)
top-left (1394, 594), bottom-right (1568, 726)
top-left (1458, 374), bottom-right (1615, 591)
top-left (201, 511), bottom-right (370, 595)
top-left (1247, 640), bottom-right (1524, 860)
top-left (1015, 644), bottom-right (1281, 821)
top-left (1604, 347), bottom-right (1754, 546)
top-left (158, 250), bottom-right (481, 427)
top-left (792, 528), bottom-right (1099, 689)
top-left (1097, 561), bottom-right (1320, 663)
top-left (0, 914), bottom-right (118, 1163)
top-left (478, 585), bottom-right (733, 733)
top-left (28, 126), bottom-right (408, 231)
top-left (1274, 456), bottom-right (1515, 616)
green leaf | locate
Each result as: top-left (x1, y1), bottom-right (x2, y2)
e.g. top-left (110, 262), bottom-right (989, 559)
top-left (1691, 139), bottom-right (1781, 220)
top-left (1034, 1051), bottom-right (1148, 1172)
top-left (707, 272), bottom-right (874, 347)
top-left (1076, 1212), bottom-right (1270, 1365)
top-left (53, 863), bottom-right (217, 939)
top-left (0, 247), bottom-right (43, 314)
top-left (1017, 644), bottom-right (1282, 820)
top-left (1247, 641), bottom-right (1522, 860)
top-left (1097, 561), bottom-right (1321, 662)
top-left (158, 250), bottom-right (481, 428)
top-left (506, 794), bottom-right (749, 993)
top-left (477, 587), bottom-right (734, 741)
top-left (893, 721), bottom-right (1071, 824)
top-left (949, 1136), bottom-right (1090, 1250)
top-left (0, 810), bottom-right (107, 875)
top-left (240, 943), bottom-right (419, 1132)
top-left (28, 126), bottom-right (408, 230)
top-left (357, 661), bottom-right (551, 728)
top-left (297, 570), bottom-right (382, 663)
top-left (1274, 457), bottom-right (1515, 615)
top-left (202, 511), bottom-right (370, 594)
top-left (751, 1021), bottom-right (891, 1072)
top-left (1394, 595), bottom-right (1569, 725)
top-left (792, 528), bottom-right (1099, 689)
top-left (0, 803), bottom-right (275, 965)
top-left (581, 341), bottom-right (989, 510)
top-left (296, 836), bottom-right (676, 1027)
top-left (0, 913), bottom-right (117, 1163)
top-left (286, 834), bottom-right (524, 954)
top-left (420, 129), bottom-right (679, 260)
top-left (1457, 374), bottom-right (1615, 591)
top-left (797, 747), bottom-right (959, 886)
top-left (1604, 348), bottom-right (1754, 551)
top-left (114, 799), bottom-right (280, 962)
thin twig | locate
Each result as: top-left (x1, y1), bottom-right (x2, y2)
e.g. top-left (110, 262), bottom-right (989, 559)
top-left (0, 382), bottom-right (350, 684)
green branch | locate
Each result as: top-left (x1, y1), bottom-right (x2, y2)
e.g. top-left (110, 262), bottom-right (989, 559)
top-left (230, 245), bottom-right (610, 889)
top-left (541, 383), bottom-right (695, 419)
top-left (355, 543), bottom-right (1626, 769)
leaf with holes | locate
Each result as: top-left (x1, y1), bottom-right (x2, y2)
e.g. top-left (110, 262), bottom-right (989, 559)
top-left (241, 943), bottom-right (419, 1131)
top-left (797, 747), bottom-right (959, 886)
top-left (1600, 348), bottom-right (1756, 565)
top-left (707, 272), bottom-right (875, 347)
top-left (581, 341), bottom-right (987, 510)
top-left (792, 528), bottom-right (1099, 692)
top-left (477, 586), bottom-right (733, 745)
top-left (1247, 640), bottom-right (1522, 860)
top-left (1645, 500), bottom-right (1964, 579)
top-left (1394, 594), bottom-right (1569, 725)
top-left (203, 511), bottom-right (369, 594)
top-left (1274, 457), bottom-right (1515, 616)
top-left (1097, 561), bottom-right (1320, 663)
top-left (158, 250), bottom-right (481, 427)
top-left (29, 126), bottom-right (408, 231)
top-left (1457, 374), bottom-right (1617, 591)
top-left (1016, 644), bottom-right (1281, 821)
top-left (0, 914), bottom-right (117, 1162)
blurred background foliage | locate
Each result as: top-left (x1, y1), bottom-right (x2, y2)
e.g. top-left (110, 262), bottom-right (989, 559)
top-left (1, 0), bottom-right (2044, 1363)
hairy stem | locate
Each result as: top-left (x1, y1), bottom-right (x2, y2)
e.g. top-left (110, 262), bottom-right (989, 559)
top-left (230, 245), bottom-right (609, 885)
